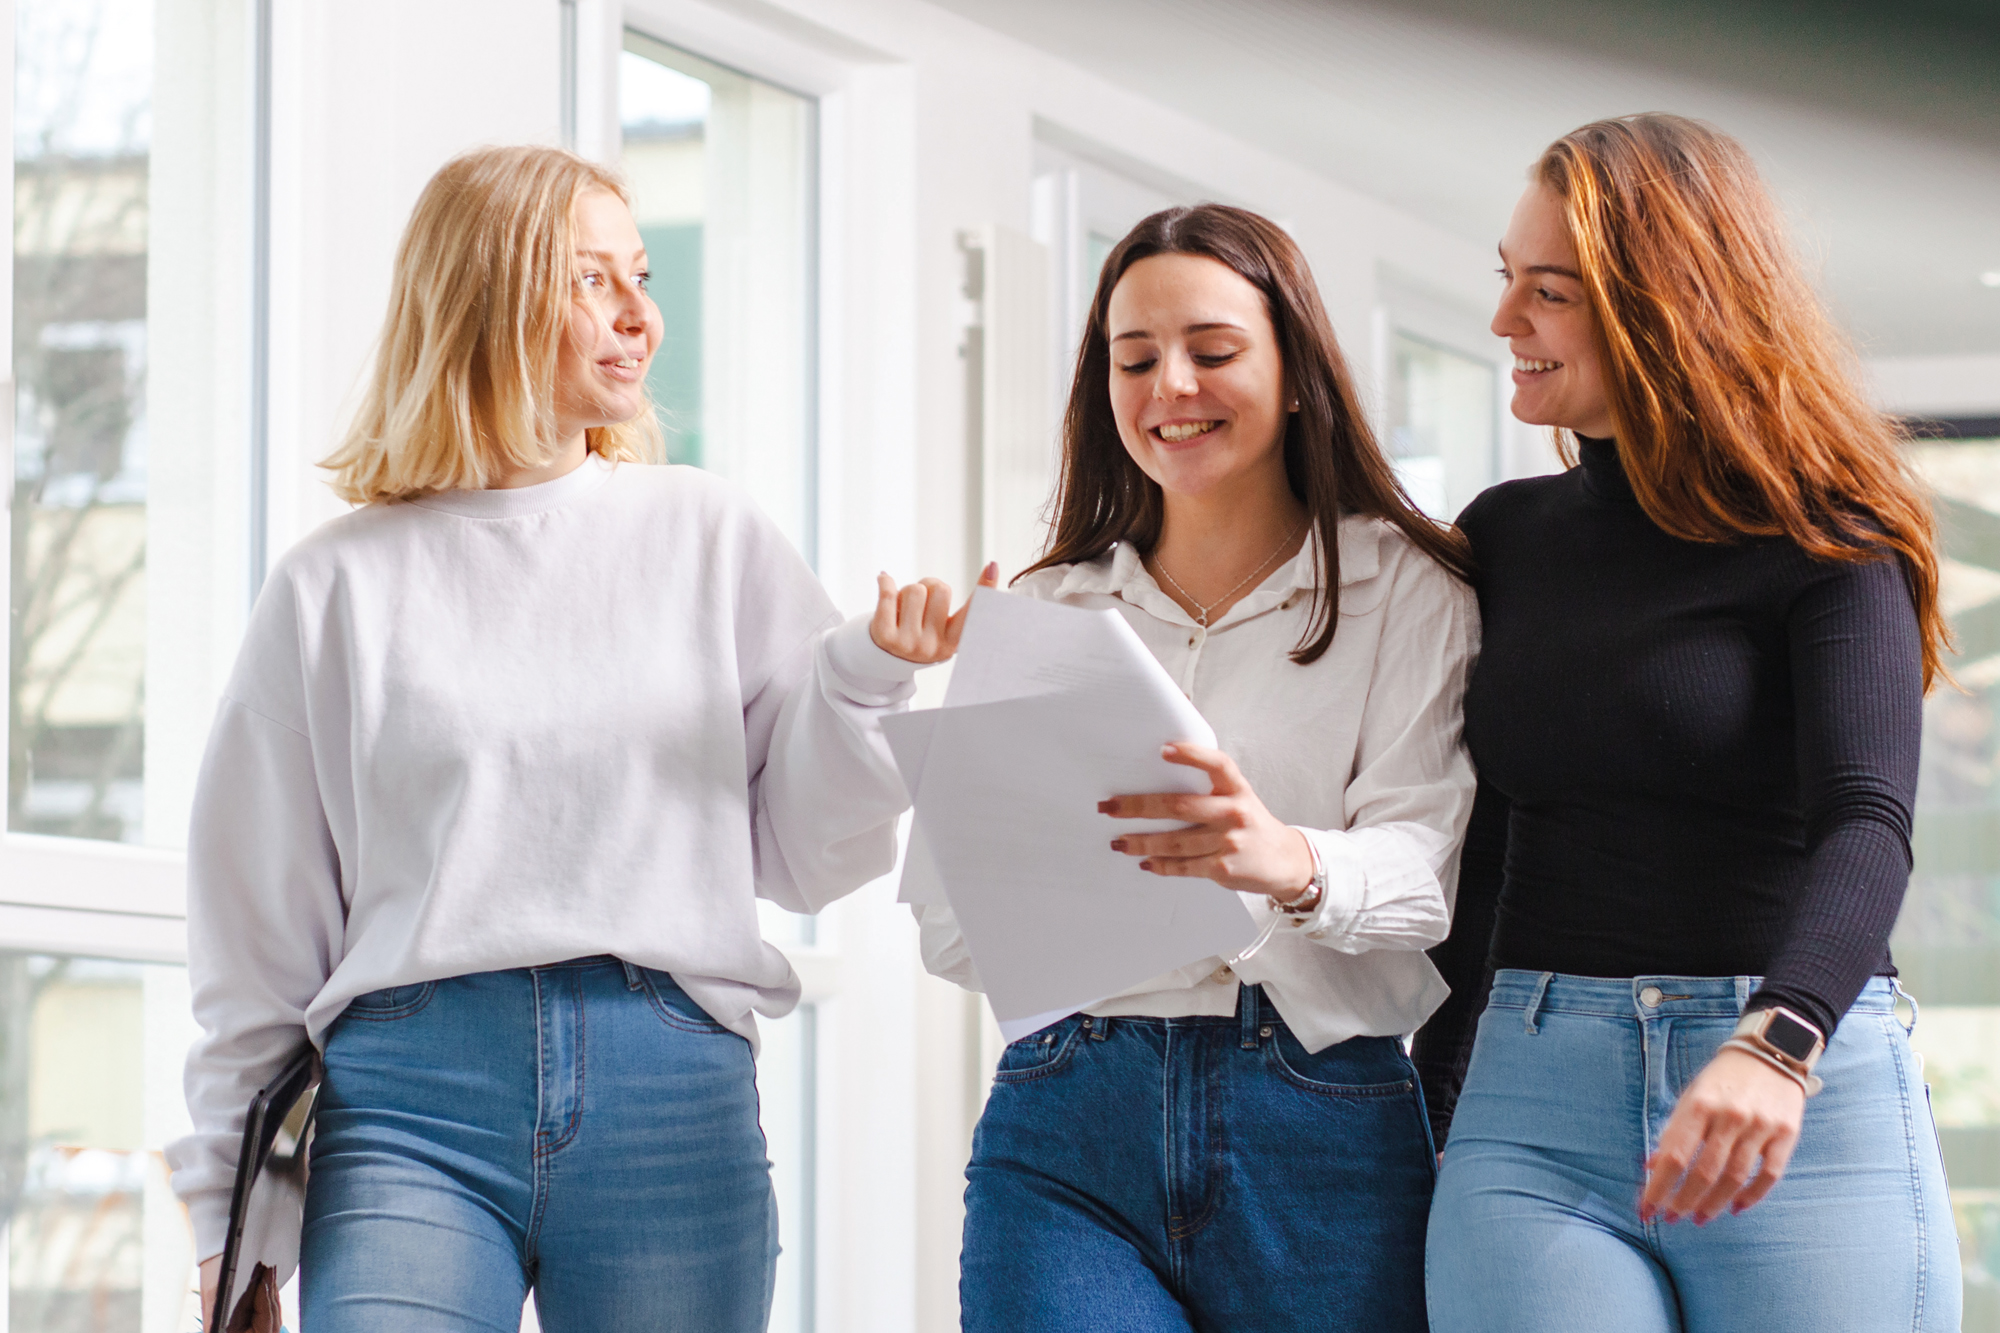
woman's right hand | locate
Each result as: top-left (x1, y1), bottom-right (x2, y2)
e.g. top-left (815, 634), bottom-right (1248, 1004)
top-left (199, 1253), bottom-right (222, 1327)
top-left (870, 562), bottom-right (1000, 664)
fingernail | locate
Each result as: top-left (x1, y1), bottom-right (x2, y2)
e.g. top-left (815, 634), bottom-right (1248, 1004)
top-left (1637, 1206), bottom-right (1653, 1223)
top-left (1139, 860), bottom-right (1154, 872)
top-left (1693, 1214), bottom-right (1709, 1227)
top-left (1664, 1212), bottom-right (1680, 1225)
top-left (1098, 800), bottom-right (1117, 814)
top-left (1160, 744), bottom-right (1175, 757)
top-left (984, 561), bottom-right (998, 577)
top-left (1730, 1203), bottom-right (1745, 1215)
top-left (1110, 839), bottom-right (1127, 852)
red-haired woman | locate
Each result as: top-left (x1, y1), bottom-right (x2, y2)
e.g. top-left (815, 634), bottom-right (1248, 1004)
top-left (1416, 114), bottom-right (1959, 1331)
top-left (921, 205), bottom-right (1478, 1331)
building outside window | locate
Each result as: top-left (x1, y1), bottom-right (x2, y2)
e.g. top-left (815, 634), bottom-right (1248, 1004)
top-left (9, 0), bottom-right (151, 846)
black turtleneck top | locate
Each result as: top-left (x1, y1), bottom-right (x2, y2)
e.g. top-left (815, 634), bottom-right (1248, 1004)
top-left (1413, 438), bottom-right (1922, 1143)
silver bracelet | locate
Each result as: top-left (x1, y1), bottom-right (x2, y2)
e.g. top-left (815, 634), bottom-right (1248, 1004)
top-left (1273, 831), bottom-right (1327, 918)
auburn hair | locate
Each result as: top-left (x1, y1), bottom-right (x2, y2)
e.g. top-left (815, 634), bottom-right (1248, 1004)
top-left (323, 145), bottom-right (661, 504)
top-left (1022, 204), bottom-right (1471, 665)
top-left (1538, 114), bottom-right (1948, 689)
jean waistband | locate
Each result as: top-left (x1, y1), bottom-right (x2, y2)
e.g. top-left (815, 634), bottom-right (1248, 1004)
top-left (1487, 969), bottom-right (1898, 1020)
top-left (527, 954), bottom-right (625, 972)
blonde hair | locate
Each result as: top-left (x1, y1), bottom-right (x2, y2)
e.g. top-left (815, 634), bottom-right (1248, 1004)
top-left (322, 145), bottom-right (662, 504)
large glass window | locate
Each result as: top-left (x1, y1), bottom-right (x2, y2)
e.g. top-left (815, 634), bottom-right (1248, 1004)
top-left (0, 952), bottom-right (198, 1333)
top-left (616, 38), bottom-right (821, 1333)
top-left (9, 0), bottom-right (153, 844)
top-left (1386, 332), bottom-right (1495, 522)
top-left (618, 32), bottom-right (816, 561)
top-left (1901, 435), bottom-right (2000, 1330)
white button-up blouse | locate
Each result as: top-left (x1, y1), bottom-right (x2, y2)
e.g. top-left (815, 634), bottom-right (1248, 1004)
top-left (915, 514), bottom-right (1480, 1052)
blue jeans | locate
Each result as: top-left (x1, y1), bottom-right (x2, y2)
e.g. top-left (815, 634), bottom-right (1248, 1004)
top-left (961, 985), bottom-right (1434, 1332)
top-left (300, 957), bottom-right (778, 1332)
top-left (1428, 971), bottom-right (1961, 1333)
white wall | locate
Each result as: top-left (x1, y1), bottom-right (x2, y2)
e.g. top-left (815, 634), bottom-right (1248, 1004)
top-left (1867, 353), bottom-right (2000, 419)
top-left (254, 3), bottom-right (1527, 1331)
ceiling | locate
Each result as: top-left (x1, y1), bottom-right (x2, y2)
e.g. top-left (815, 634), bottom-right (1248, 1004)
top-left (931, 0), bottom-right (2000, 358)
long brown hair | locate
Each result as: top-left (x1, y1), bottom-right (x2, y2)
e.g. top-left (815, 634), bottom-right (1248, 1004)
top-left (1022, 204), bottom-right (1470, 665)
top-left (1539, 114), bottom-right (1949, 689)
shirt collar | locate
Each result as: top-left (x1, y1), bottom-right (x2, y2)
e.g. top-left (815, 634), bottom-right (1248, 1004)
top-left (1052, 517), bottom-right (1382, 628)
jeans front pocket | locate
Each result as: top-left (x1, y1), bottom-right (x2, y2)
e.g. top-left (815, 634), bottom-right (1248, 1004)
top-left (990, 1023), bottom-right (1083, 1085)
top-left (341, 980), bottom-right (437, 1022)
top-left (637, 969), bottom-right (732, 1035)
top-left (1265, 1030), bottom-right (1416, 1098)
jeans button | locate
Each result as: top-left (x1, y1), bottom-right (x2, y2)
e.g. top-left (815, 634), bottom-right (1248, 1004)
top-left (1639, 986), bottom-right (1664, 1007)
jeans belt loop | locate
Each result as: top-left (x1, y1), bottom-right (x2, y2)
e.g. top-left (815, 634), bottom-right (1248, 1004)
top-left (1892, 976), bottom-right (1919, 1035)
top-left (1735, 975), bottom-right (1752, 1011)
top-left (1522, 971), bottom-right (1554, 1035)
top-left (620, 959), bottom-right (644, 991)
top-left (1241, 982), bottom-right (1262, 1050)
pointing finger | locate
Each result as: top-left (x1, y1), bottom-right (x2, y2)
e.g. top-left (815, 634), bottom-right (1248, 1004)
top-left (920, 578), bottom-right (954, 642)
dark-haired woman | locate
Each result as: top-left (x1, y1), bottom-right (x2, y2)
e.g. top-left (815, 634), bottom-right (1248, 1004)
top-left (1416, 114), bottom-right (1959, 1332)
top-left (918, 204), bottom-right (1477, 1332)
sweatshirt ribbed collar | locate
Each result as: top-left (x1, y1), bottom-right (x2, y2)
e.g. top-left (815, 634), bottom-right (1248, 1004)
top-left (409, 453), bottom-right (615, 519)
top-left (1578, 436), bottom-right (1639, 506)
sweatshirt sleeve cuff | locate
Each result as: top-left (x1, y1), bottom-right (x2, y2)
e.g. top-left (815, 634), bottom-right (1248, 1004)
top-left (823, 615), bottom-right (922, 698)
top-left (186, 1189), bottom-right (231, 1262)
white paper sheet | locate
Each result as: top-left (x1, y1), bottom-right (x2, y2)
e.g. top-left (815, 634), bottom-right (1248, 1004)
top-left (883, 589), bottom-right (1259, 1026)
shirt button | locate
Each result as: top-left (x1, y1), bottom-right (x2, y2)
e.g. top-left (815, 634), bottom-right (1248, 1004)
top-left (1188, 635), bottom-right (1198, 647)
top-left (1211, 964), bottom-right (1234, 984)
top-left (1639, 986), bottom-right (1664, 1007)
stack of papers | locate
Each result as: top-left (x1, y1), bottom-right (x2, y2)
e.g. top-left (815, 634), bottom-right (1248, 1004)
top-left (883, 589), bottom-right (1259, 1039)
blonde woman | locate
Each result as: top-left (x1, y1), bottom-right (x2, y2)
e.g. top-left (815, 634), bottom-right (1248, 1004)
top-left (167, 146), bottom-right (981, 1332)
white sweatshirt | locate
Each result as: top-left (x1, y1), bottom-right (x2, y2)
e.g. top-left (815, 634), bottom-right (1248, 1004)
top-left (165, 454), bottom-right (919, 1263)
top-left (916, 517), bottom-right (1479, 1052)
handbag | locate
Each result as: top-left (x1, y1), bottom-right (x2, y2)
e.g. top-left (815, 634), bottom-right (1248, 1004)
top-left (210, 1045), bottom-right (320, 1333)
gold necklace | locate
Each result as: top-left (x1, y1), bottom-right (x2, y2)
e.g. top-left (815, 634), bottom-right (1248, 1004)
top-left (1153, 519), bottom-right (1307, 628)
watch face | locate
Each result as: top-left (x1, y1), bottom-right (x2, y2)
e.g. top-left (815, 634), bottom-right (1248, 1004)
top-left (1764, 1012), bottom-right (1820, 1062)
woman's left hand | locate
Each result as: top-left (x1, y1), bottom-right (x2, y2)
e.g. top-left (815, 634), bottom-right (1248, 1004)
top-left (1100, 742), bottom-right (1315, 901)
top-left (1640, 1044), bottom-right (1806, 1225)
top-left (871, 563), bottom-right (1000, 664)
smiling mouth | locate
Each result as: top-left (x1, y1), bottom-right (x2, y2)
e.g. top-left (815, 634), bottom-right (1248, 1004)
top-left (602, 357), bottom-right (641, 370)
top-left (1154, 420), bottom-right (1220, 443)
top-left (1515, 357), bottom-right (1562, 374)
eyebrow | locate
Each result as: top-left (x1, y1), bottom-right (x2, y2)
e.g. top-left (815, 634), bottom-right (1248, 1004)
top-left (1497, 244), bottom-right (1580, 280)
top-left (575, 248), bottom-right (648, 263)
top-left (1110, 321), bottom-right (1248, 343)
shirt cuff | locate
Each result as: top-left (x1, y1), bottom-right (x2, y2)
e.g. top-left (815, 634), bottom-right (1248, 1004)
top-left (823, 615), bottom-right (922, 698)
top-left (1286, 826), bottom-right (1368, 948)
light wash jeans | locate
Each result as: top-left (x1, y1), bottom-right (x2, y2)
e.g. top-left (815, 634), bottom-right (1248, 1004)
top-left (961, 985), bottom-right (1435, 1332)
top-left (1428, 971), bottom-right (1960, 1333)
top-left (300, 956), bottom-right (778, 1333)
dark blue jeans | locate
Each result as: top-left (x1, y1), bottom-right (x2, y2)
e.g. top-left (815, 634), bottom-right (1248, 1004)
top-left (301, 957), bottom-right (777, 1332)
top-left (960, 985), bottom-right (1434, 1332)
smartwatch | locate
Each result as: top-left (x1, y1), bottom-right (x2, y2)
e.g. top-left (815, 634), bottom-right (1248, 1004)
top-left (1734, 1006), bottom-right (1825, 1072)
